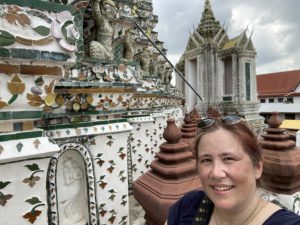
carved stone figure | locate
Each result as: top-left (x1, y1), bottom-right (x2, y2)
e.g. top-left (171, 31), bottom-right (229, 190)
top-left (123, 28), bottom-right (134, 61)
top-left (149, 60), bottom-right (158, 77)
top-left (57, 151), bottom-right (88, 225)
top-left (90, 0), bottom-right (117, 60)
top-left (159, 65), bottom-right (172, 85)
top-left (140, 47), bottom-right (150, 77)
top-left (164, 67), bottom-right (173, 85)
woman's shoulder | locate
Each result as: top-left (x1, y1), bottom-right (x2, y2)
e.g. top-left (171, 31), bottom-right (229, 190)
top-left (264, 208), bottom-right (300, 225)
top-left (167, 190), bottom-right (205, 225)
top-left (178, 190), bottom-right (204, 204)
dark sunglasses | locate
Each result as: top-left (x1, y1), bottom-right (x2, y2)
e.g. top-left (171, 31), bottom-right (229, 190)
top-left (197, 115), bottom-right (243, 129)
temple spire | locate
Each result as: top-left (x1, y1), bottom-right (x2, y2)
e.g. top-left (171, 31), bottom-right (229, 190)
top-left (197, 0), bottom-right (221, 40)
top-left (201, 0), bottom-right (215, 23)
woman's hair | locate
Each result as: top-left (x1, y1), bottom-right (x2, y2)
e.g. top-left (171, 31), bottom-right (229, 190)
top-left (195, 120), bottom-right (263, 168)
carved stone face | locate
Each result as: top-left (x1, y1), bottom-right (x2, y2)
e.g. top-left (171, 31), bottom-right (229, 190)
top-left (102, 2), bottom-right (117, 20)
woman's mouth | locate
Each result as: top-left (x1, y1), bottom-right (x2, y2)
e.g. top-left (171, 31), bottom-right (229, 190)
top-left (211, 185), bottom-right (234, 191)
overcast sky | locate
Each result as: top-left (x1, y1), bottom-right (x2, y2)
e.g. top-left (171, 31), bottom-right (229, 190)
top-left (152, 0), bottom-right (300, 75)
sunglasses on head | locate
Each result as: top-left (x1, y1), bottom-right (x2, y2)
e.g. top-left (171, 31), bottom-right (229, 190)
top-left (197, 115), bottom-right (243, 129)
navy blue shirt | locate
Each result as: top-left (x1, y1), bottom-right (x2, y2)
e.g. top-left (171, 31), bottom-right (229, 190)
top-left (168, 191), bottom-right (300, 225)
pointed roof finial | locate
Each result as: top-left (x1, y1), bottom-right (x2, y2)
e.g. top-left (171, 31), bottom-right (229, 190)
top-left (202, 0), bottom-right (214, 21)
top-left (204, 0), bottom-right (211, 10)
top-left (197, 0), bottom-right (221, 39)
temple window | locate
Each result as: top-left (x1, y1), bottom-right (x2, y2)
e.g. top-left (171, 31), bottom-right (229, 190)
top-left (245, 62), bottom-right (251, 101)
top-left (224, 57), bottom-right (233, 95)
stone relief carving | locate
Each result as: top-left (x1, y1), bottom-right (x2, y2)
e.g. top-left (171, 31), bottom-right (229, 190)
top-left (57, 150), bottom-right (88, 225)
top-left (90, 0), bottom-right (117, 60)
top-left (47, 143), bottom-right (98, 225)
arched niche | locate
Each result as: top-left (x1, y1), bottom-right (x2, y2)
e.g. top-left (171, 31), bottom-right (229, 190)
top-left (47, 142), bottom-right (98, 225)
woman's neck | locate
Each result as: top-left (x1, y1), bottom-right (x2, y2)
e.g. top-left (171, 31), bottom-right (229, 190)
top-left (213, 196), bottom-right (266, 225)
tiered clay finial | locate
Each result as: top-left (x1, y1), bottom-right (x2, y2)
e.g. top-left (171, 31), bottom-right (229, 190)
top-left (133, 118), bottom-right (201, 225)
top-left (190, 108), bottom-right (201, 123)
top-left (260, 112), bottom-right (300, 194)
top-left (180, 113), bottom-right (198, 157)
top-left (206, 106), bottom-right (221, 118)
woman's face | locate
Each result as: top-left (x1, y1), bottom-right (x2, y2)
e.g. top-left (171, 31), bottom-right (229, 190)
top-left (197, 128), bottom-right (262, 213)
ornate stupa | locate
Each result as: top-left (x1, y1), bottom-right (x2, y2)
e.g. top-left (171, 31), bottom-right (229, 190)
top-left (176, 0), bottom-right (264, 134)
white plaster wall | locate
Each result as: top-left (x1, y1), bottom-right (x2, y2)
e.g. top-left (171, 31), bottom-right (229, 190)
top-left (0, 158), bottom-right (51, 225)
top-left (91, 131), bottom-right (132, 225)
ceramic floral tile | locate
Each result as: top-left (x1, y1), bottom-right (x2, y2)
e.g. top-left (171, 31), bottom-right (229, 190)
top-left (90, 132), bottom-right (131, 225)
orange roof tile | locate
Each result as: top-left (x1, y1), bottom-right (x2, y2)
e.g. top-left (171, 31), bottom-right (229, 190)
top-left (256, 70), bottom-right (300, 97)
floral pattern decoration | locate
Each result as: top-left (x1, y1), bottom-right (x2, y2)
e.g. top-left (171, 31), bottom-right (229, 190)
top-left (0, 74), bottom-right (25, 109)
top-left (0, 181), bottom-right (13, 206)
top-left (23, 164), bottom-right (44, 187)
top-left (23, 197), bottom-right (45, 224)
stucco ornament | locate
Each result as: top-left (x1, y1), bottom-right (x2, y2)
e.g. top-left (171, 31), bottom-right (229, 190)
top-left (89, 0), bottom-right (117, 60)
top-left (57, 154), bottom-right (88, 225)
top-left (51, 11), bottom-right (79, 52)
top-left (0, 74), bottom-right (25, 109)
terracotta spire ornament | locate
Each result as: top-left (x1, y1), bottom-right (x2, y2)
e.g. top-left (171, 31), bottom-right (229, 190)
top-left (133, 118), bottom-right (201, 225)
top-left (180, 112), bottom-right (198, 157)
top-left (260, 111), bottom-right (300, 194)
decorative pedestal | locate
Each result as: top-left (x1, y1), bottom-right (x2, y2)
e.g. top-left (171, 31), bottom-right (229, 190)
top-left (260, 112), bottom-right (300, 194)
top-left (133, 118), bottom-right (201, 225)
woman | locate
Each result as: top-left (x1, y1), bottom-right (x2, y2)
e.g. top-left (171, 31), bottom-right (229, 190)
top-left (166, 115), bottom-right (300, 225)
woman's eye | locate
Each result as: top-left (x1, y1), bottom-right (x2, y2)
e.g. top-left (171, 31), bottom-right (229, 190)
top-left (199, 158), bottom-right (211, 164)
top-left (223, 157), bottom-right (235, 162)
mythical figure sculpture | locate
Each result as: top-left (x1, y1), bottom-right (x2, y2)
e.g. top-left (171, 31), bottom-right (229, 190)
top-left (164, 67), bottom-right (173, 85)
top-left (159, 65), bottom-right (172, 85)
top-left (123, 28), bottom-right (134, 61)
top-left (149, 59), bottom-right (158, 77)
top-left (139, 47), bottom-right (150, 77)
top-left (90, 0), bottom-right (117, 60)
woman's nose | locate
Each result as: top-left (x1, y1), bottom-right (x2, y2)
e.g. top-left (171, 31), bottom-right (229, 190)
top-left (210, 163), bottom-right (226, 179)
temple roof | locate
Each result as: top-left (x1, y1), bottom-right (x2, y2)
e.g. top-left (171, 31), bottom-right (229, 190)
top-left (257, 70), bottom-right (300, 97)
top-left (222, 35), bottom-right (241, 50)
top-left (222, 31), bottom-right (255, 51)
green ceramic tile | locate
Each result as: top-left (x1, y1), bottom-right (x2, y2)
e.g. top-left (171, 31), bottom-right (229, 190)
top-left (0, 48), bottom-right (10, 57)
top-left (41, 51), bottom-right (71, 61)
top-left (11, 49), bottom-right (40, 60)
top-left (15, 130), bottom-right (43, 140)
top-left (0, 111), bottom-right (12, 120)
top-left (0, 130), bottom-right (43, 142)
top-left (12, 111), bottom-right (43, 120)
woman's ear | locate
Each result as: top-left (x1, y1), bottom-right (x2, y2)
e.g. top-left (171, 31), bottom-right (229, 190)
top-left (255, 160), bottom-right (263, 179)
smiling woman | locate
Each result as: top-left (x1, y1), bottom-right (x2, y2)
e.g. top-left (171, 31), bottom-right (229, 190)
top-left (165, 116), bottom-right (300, 225)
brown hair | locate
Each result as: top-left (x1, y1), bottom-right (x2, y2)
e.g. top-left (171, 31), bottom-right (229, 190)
top-left (195, 120), bottom-right (263, 168)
